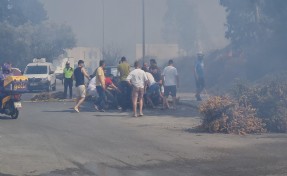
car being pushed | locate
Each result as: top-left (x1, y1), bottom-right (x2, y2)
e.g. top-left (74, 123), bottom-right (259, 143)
top-left (104, 65), bottom-right (134, 86)
top-left (24, 58), bottom-right (56, 92)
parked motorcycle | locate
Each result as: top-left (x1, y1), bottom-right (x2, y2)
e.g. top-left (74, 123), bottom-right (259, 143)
top-left (0, 75), bottom-right (28, 119)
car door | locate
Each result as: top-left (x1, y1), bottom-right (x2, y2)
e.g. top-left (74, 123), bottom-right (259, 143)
top-left (49, 65), bottom-right (56, 84)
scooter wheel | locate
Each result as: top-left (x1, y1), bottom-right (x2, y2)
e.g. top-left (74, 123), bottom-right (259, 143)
top-left (11, 109), bottom-right (19, 119)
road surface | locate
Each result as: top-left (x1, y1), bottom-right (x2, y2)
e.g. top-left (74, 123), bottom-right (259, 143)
top-left (0, 88), bottom-right (286, 175)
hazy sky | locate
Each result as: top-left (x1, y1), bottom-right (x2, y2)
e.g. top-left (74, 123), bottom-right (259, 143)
top-left (40, 0), bottom-right (228, 59)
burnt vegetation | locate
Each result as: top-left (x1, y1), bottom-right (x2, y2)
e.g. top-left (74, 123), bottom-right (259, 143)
top-left (199, 78), bottom-right (287, 134)
top-left (193, 0), bottom-right (287, 134)
top-left (199, 96), bottom-right (265, 135)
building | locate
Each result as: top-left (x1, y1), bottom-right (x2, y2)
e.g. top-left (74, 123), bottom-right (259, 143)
top-left (65, 47), bottom-right (102, 74)
top-left (136, 44), bottom-right (184, 61)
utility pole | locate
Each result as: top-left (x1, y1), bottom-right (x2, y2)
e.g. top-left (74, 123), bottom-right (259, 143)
top-left (102, 0), bottom-right (105, 60)
top-left (142, 0), bottom-right (146, 64)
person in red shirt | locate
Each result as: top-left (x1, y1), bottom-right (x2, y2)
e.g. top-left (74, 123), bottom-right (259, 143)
top-left (105, 77), bottom-right (120, 91)
top-left (105, 77), bottom-right (113, 88)
top-left (105, 76), bottom-right (121, 110)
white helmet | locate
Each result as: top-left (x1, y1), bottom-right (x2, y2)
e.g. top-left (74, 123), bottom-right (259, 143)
top-left (197, 51), bottom-right (204, 57)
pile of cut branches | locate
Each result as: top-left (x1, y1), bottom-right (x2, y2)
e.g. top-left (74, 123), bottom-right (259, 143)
top-left (232, 80), bottom-right (287, 132)
top-left (199, 96), bottom-right (265, 134)
top-left (31, 92), bottom-right (65, 101)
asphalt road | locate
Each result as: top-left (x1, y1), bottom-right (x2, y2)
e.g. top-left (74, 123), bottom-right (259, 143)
top-left (0, 85), bottom-right (286, 175)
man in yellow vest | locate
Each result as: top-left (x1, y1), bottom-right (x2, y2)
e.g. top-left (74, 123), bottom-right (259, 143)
top-left (63, 61), bottom-right (74, 99)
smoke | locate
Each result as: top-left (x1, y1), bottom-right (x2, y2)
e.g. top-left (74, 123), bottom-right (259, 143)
top-left (41, 0), bottom-right (227, 60)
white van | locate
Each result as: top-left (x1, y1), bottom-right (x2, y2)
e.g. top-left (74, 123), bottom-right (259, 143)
top-left (24, 58), bottom-right (56, 92)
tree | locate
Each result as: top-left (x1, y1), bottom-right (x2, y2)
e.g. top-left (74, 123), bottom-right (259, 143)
top-left (220, 0), bottom-right (267, 48)
top-left (220, 0), bottom-right (287, 79)
top-left (163, 0), bottom-right (210, 55)
top-left (0, 0), bottom-right (76, 68)
top-left (31, 23), bottom-right (76, 62)
top-left (220, 0), bottom-right (287, 50)
top-left (0, 22), bottom-right (76, 67)
top-left (102, 45), bottom-right (123, 66)
top-left (0, 0), bottom-right (47, 26)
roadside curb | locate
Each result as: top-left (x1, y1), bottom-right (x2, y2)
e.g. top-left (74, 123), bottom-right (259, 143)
top-left (178, 100), bottom-right (200, 109)
top-left (23, 99), bottom-right (201, 107)
top-left (23, 99), bottom-right (75, 103)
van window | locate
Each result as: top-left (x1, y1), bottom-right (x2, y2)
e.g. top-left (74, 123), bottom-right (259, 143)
top-left (25, 66), bottom-right (48, 74)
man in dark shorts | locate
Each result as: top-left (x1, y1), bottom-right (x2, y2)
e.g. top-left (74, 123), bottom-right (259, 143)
top-left (162, 59), bottom-right (179, 109)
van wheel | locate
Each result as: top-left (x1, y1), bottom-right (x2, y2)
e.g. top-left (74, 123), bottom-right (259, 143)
top-left (52, 82), bottom-right (56, 91)
top-left (46, 82), bottom-right (51, 92)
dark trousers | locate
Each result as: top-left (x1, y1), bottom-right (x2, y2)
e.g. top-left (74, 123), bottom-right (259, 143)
top-left (196, 77), bottom-right (205, 99)
top-left (96, 86), bottom-right (106, 110)
top-left (106, 89), bottom-right (119, 108)
top-left (119, 81), bottom-right (132, 110)
top-left (64, 78), bottom-right (73, 98)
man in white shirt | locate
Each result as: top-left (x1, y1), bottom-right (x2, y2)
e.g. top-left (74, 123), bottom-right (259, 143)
top-left (126, 61), bottom-right (148, 117)
top-left (162, 59), bottom-right (179, 109)
top-left (87, 76), bottom-right (97, 96)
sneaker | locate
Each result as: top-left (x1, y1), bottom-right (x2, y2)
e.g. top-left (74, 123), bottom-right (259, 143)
top-left (74, 107), bottom-right (80, 113)
top-left (196, 97), bottom-right (202, 101)
top-left (161, 106), bottom-right (170, 110)
top-left (170, 106), bottom-right (177, 110)
top-left (132, 114), bottom-right (138, 117)
top-left (196, 94), bottom-right (202, 101)
top-left (99, 109), bottom-right (105, 112)
top-left (139, 113), bottom-right (144, 117)
top-left (94, 105), bottom-right (99, 111)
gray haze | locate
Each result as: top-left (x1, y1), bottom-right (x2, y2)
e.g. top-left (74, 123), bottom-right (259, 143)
top-left (40, 0), bottom-right (228, 59)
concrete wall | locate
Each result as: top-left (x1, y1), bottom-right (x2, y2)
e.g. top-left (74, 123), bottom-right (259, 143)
top-left (65, 47), bottom-right (102, 74)
top-left (136, 44), bottom-right (183, 61)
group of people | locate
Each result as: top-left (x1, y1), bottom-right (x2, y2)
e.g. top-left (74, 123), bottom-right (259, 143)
top-left (63, 53), bottom-right (205, 116)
